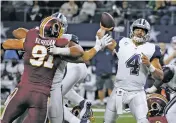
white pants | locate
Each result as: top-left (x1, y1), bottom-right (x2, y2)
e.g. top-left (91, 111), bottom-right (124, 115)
top-left (165, 95), bottom-right (176, 123)
top-left (48, 83), bottom-right (64, 123)
top-left (104, 88), bottom-right (149, 123)
top-left (48, 63), bottom-right (88, 123)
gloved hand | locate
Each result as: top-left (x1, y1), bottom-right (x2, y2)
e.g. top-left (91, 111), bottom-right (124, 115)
top-left (47, 44), bottom-right (58, 54)
top-left (94, 34), bottom-right (112, 52)
top-left (145, 85), bottom-right (157, 94)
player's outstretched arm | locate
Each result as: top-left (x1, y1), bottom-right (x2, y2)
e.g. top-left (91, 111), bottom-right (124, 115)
top-left (49, 40), bottom-right (84, 57)
top-left (150, 58), bottom-right (164, 80)
top-left (2, 38), bottom-right (25, 50)
top-left (79, 34), bottom-right (114, 62)
top-left (12, 28), bottom-right (28, 39)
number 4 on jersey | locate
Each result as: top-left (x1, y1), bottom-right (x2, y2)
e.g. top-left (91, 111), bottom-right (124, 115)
top-left (126, 54), bottom-right (141, 76)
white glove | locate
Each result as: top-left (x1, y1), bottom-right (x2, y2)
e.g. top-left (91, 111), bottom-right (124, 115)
top-left (48, 44), bottom-right (58, 54)
top-left (48, 45), bottom-right (70, 55)
top-left (145, 85), bottom-right (157, 94)
top-left (94, 34), bottom-right (112, 52)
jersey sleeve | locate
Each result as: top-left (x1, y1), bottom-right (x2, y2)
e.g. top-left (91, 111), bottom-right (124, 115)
top-left (115, 36), bottom-right (123, 52)
top-left (150, 45), bottom-right (162, 61)
top-left (25, 28), bottom-right (38, 43)
top-left (62, 34), bottom-right (79, 44)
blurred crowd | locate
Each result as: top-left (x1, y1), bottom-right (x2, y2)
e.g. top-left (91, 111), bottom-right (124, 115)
top-left (1, 0), bottom-right (176, 25)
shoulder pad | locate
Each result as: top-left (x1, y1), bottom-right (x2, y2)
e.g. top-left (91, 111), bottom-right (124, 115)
top-left (71, 34), bottom-right (79, 44)
top-left (115, 36), bottom-right (124, 43)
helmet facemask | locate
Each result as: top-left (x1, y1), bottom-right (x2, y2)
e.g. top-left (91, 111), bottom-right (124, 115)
top-left (51, 12), bottom-right (68, 33)
top-left (130, 18), bottom-right (151, 43)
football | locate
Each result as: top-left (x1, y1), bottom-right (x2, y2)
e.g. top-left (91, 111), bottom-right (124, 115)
top-left (100, 12), bottom-right (115, 31)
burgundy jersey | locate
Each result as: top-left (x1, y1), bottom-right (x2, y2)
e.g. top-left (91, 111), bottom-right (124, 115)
top-left (19, 28), bottom-right (68, 95)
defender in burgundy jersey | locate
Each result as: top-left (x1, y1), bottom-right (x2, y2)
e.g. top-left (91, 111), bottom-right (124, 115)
top-left (1, 16), bottom-right (69, 123)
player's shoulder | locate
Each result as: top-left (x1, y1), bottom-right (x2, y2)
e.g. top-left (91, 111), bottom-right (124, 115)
top-left (62, 34), bottom-right (79, 44)
top-left (114, 36), bottom-right (129, 52)
top-left (144, 42), bottom-right (160, 51)
top-left (115, 36), bottom-right (126, 42)
top-left (144, 42), bottom-right (155, 47)
top-left (115, 36), bottom-right (130, 45)
top-left (27, 28), bottom-right (39, 36)
top-left (147, 43), bottom-right (162, 61)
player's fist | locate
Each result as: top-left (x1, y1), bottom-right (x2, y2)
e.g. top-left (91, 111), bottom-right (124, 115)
top-left (47, 44), bottom-right (56, 54)
top-left (141, 53), bottom-right (150, 67)
top-left (145, 85), bottom-right (157, 94)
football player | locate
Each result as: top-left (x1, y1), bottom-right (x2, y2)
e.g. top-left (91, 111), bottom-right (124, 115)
top-left (3, 28), bottom-right (90, 123)
top-left (1, 16), bottom-right (75, 123)
top-left (2, 13), bottom-right (112, 123)
top-left (146, 64), bottom-right (176, 123)
top-left (2, 16), bottom-right (88, 123)
top-left (79, 18), bottom-right (163, 123)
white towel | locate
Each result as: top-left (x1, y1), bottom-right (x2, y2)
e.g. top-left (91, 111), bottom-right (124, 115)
top-left (115, 88), bottom-right (124, 114)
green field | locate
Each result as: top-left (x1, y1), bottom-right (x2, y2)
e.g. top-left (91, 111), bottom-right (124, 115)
top-left (1, 107), bottom-right (136, 123)
top-left (93, 112), bottom-right (136, 123)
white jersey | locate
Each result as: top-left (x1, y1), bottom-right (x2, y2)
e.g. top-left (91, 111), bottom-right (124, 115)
top-left (166, 65), bottom-right (176, 91)
top-left (52, 34), bottom-right (71, 84)
top-left (52, 60), bottom-right (67, 84)
top-left (114, 37), bottom-right (161, 91)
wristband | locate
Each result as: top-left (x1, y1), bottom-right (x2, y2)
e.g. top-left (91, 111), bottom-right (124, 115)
top-left (94, 45), bottom-right (101, 52)
top-left (54, 47), bottom-right (70, 55)
top-left (149, 64), bottom-right (156, 73)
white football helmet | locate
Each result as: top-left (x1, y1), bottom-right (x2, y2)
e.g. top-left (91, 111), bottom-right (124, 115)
top-left (130, 18), bottom-right (151, 43)
top-left (51, 12), bottom-right (68, 33)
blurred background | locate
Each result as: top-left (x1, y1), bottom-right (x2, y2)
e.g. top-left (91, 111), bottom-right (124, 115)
top-left (0, 0), bottom-right (176, 122)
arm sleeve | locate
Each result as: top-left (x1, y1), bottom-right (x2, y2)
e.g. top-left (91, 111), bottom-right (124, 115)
top-left (153, 80), bottom-right (163, 89)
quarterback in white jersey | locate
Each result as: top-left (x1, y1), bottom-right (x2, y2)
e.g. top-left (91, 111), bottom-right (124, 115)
top-left (102, 18), bottom-right (164, 123)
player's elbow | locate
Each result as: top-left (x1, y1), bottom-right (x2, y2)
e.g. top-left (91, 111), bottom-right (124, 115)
top-left (12, 28), bottom-right (27, 39)
top-left (160, 71), bottom-right (164, 80)
top-left (70, 45), bottom-right (84, 57)
top-left (2, 42), bottom-right (7, 49)
top-left (2, 41), bottom-right (11, 49)
top-left (77, 47), bottom-right (84, 57)
top-left (154, 70), bottom-right (164, 81)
